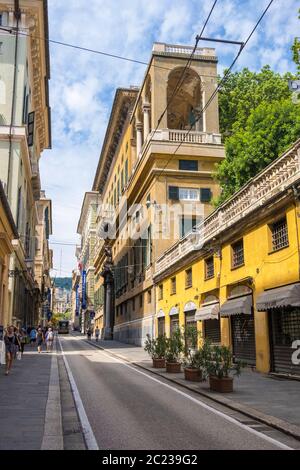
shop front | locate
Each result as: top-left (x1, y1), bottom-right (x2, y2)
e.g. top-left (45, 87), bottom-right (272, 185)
top-left (195, 294), bottom-right (220, 344)
top-left (184, 302), bottom-right (197, 349)
top-left (256, 283), bottom-right (300, 376)
top-left (220, 288), bottom-right (256, 365)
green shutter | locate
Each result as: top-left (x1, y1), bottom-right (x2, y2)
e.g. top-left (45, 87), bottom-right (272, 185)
top-left (200, 188), bottom-right (212, 202)
top-left (169, 186), bottom-right (179, 200)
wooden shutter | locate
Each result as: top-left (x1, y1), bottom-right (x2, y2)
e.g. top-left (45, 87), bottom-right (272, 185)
top-left (168, 186), bottom-right (179, 200)
top-left (200, 188), bottom-right (212, 202)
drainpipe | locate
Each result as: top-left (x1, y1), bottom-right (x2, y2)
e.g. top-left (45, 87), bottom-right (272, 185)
top-left (7, 3), bottom-right (21, 203)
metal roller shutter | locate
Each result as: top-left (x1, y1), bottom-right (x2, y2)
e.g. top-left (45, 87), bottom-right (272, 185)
top-left (204, 319), bottom-right (221, 343)
top-left (231, 314), bottom-right (256, 365)
top-left (271, 308), bottom-right (300, 376)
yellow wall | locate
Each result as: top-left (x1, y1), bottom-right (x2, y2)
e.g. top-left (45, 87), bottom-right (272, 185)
top-left (157, 203), bottom-right (300, 373)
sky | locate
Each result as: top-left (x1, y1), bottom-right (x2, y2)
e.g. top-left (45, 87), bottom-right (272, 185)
top-left (39, 0), bottom-right (299, 278)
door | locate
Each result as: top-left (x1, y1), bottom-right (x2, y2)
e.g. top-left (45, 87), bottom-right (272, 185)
top-left (185, 311), bottom-right (197, 350)
top-left (271, 307), bottom-right (300, 376)
top-left (231, 314), bottom-right (256, 365)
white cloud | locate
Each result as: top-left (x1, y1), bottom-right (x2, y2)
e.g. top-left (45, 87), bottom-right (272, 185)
top-left (41, 0), bottom-right (299, 275)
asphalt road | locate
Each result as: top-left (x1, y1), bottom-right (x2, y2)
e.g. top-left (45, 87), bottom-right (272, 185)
top-left (59, 335), bottom-right (292, 450)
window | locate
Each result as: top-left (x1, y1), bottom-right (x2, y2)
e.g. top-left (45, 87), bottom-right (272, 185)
top-left (147, 290), bottom-right (152, 304)
top-left (171, 277), bottom-right (176, 295)
top-left (232, 239), bottom-right (244, 268)
top-left (271, 217), bottom-right (289, 251)
top-left (180, 216), bottom-right (197, 238)
top-left (179, 160), bottom-right (198, 171)
top-left (139, 294), bottom-right (143, 308)
top-left (205, 256), bottom-right (214, 279)
top-left (132, 297), bottom-right (135, 311)
top-left (158, 284), bottom-right (163, 300)
top-left (121, 169), bottom-right (124, 190)
top-left (200, 188), bottom-right (212, 202)
top-left (185, 268), bottom-right (192, 288)
top-left (179, 187), bottom-right (200, 201)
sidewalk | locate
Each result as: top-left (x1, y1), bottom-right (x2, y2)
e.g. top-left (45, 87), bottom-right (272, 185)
top-left (0, 343), bottom-right (62, 450)
top-left (85, 336), bottom-right (300, 441)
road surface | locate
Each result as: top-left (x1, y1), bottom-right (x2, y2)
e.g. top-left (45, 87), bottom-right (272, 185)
top-left (58, 335), bottom-right (292, 450)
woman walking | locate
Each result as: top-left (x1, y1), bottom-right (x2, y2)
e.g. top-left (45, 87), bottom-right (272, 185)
top-left (4, 326), bottom-right (20, 376)
top-left (36, 327), bottom-right (44, 353)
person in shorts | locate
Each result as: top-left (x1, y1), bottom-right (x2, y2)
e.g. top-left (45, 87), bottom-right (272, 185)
top-left (45, 328), bottom-right (54, 353)
top-left (4, 326), bottom-right (20, 375)
top-left (36, 327), bottom-right (44, 353)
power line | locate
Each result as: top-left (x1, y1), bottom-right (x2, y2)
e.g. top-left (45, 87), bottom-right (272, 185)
top-left (0, 25), bottom-right (219, 80)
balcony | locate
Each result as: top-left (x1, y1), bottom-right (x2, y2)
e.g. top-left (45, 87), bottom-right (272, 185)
top-left (151, 129), bottom-right (221, 145)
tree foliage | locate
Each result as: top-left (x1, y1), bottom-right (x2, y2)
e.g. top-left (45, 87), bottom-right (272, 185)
top-left (216, 65), bottom-right (300, 204)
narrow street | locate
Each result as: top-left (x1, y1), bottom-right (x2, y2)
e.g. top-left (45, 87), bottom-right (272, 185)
top-left (57, 335), bottom-right (296, 451)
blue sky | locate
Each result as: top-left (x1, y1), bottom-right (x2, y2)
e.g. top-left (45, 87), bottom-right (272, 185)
top-left (39, 0), bottom-right (299, 277)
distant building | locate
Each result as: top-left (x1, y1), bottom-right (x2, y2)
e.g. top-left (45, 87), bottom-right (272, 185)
top-left (53, 287), bottom-right (71, 316)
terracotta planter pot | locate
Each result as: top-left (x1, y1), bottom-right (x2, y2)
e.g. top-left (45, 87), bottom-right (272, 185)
top-left (184, 367), bottom-right (202, 382)
top-left (209, 375), bottom-right (233, 393)
top-left (166, 361), bottom-right (181, 373)
top-left (152, 358), bottom-right (166, 368)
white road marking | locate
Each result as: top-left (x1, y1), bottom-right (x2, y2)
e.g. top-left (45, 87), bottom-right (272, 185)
top-left (58, 337), bottom-right (99, 450)
top-left (88, 343), bottom-right (294, 450)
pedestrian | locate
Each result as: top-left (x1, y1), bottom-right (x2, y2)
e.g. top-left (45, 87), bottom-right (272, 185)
top-left (29, 327), bottom-right (37, 346)
top-left (95, 327), bottom-right (100, 342)
top-left (4, 326), bottom-right (20, 376)
top-left (87, 328), bottom-right (92, 340)
top-left (45, 327), bottom-right (54, 353)
top-left (36, 327), bottom-right (44, 353)
top-left (20, 328), bottom-right (27, 355)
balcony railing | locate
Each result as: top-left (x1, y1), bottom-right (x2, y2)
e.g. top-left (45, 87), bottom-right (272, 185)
top-left (155, 141), bottom-right (300, 277)
top-left (150, 129), bottom-right (222, 146)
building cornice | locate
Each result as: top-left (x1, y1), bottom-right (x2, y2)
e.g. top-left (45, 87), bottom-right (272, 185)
top-left (92, 88), bottom-right (138, 192)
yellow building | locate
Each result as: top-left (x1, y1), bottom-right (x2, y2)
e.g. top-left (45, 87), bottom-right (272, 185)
top-left (0, 180), bottom-right (18, 329)
top-left (155, 139), bottom-right (300, 376)
top-left (93, 42), bottom-right (225, 342)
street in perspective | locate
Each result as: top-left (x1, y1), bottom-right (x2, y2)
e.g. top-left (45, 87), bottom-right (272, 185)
top-left (0, 0), bottom-right (300, 458)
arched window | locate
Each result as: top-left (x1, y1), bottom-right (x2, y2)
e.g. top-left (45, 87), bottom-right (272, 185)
top-left (167, 68), bottom-right (203, 131)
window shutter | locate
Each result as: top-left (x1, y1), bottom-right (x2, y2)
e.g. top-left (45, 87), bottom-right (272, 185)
top-left (200, 188), bottom-right (212, 202)
top-left (169, 186), bottom-right (179, 200)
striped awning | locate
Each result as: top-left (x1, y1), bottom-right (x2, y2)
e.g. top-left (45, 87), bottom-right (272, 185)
top-left (220, 295), bottom-right (253, 317)
top-left (256, 283), bottom-right (300, 311)
top-left (195, 302), bottom-right (220, 321)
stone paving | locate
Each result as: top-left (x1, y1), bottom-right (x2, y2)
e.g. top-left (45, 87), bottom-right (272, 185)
top-left (0, 344), bottom-right (52, 450)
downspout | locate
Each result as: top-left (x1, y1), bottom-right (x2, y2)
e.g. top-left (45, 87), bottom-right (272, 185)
top-left (7, 4), bottom-right (21, 202)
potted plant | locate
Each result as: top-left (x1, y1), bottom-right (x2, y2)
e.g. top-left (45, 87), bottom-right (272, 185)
top-left (183, 325), bottom-right (202, 382)
top-left (206, 344), bottom-right (245, 393)
top-left (144, 334), bottom-right (167, 368)
top-left (165, 327), bottom-right (184, 373)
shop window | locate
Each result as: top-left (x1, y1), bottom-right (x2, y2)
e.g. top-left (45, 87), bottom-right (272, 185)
top-left (271, 217), bottom-right (289, 252)
top-left (231, 239), bottom-right (244, 268)
top-left (205, 256), bottom-right (214, 280)
top-left (185, 268), bottom-right (192, 288)
top-left (171, 277), bottom-right (176, 295)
